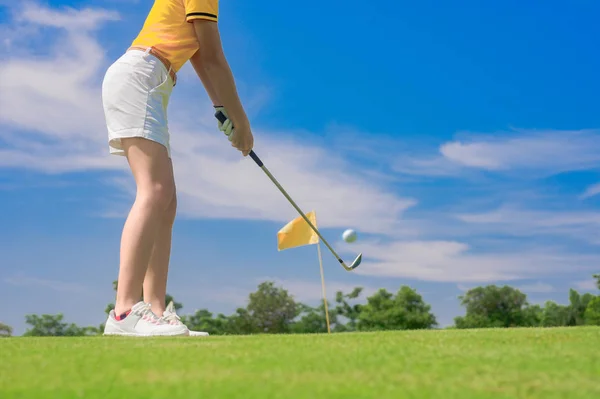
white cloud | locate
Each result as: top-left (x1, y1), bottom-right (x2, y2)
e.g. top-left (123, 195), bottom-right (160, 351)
top-left (395, 129), bottom-right (600, 177)
top-left (455, 206), bottom-right (600, 244)
top-left (394, 155), bottom-right (467, 177)
top-left (16, 3), bottom-right (120, 31)
top-left (348, 239), bottom-right (599, 283)
top-left (581, 182), bottom-right (600, 200)
top-left (0, 3), bottom-right (121, 173)
top-left (573, 280), bottom-right (598, 292)
top-left (4, 275), bottom-right (89, 294)
top-left (516, 282), bottom-right (555, 294)
top-left (441, 130), bottom-right (600, 171)
top-left (166, 124), bottom-right (416, 233)
top-left (457, 208), bottom-right (600, 228)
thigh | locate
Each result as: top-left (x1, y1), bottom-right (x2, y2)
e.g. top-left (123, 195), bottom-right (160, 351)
top-left (122, 137), bottom-right (174, 191)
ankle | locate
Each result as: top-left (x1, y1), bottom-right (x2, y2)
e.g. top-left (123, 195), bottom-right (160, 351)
top-left (114, 301), bottom-right (138, 317)
top-left (151, 305), bottom-right (165, 318)
top-left (113, 308), bottom-right (132, 321)
top-left (144, 298), bottom-right (166, 317)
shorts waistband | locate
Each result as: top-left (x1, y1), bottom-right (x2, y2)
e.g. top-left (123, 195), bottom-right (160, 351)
top-left (127, 46), bottom-right (177, 87)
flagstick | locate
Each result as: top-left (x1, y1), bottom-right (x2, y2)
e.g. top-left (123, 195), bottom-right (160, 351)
top-left (317, 240), bottom-right (331, 334)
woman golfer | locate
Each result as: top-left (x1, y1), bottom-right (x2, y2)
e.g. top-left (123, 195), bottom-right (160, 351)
top-left (101, 0), bottom-right (252, 336)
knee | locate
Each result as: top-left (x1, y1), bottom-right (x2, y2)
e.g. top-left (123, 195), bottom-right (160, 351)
top-left (139, 181), bottom-right (175, 212)
top-left (164, 192), bottom-right (177, 224)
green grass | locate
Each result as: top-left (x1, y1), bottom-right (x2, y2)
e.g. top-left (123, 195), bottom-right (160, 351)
top-left (1, 327), bottom-right (599, 399)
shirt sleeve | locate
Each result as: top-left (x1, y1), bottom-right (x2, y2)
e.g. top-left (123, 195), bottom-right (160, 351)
top-left (185, 0), bottom-right (218, 23)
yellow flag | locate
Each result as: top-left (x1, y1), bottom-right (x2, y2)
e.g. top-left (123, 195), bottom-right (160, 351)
top-left (277, 211), bottom-right (319, 251)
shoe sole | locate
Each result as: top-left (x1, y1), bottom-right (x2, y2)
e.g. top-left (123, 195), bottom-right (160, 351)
top-left (103, 330), bottom-right (190, 337)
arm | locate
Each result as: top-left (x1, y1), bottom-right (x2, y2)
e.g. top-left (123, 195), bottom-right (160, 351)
top-left (191, 20), bottom-right (249, 132)
top-left (189, 49), bottom-right (220, 106)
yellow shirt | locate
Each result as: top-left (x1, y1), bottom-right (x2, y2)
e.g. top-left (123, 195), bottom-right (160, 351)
top-left (131, 0), bottom-right (219, 73)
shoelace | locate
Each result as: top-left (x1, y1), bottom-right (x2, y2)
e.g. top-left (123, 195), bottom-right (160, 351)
top-left (137, 303), bottom-right (166, 325)
top-left (162, 311), bottom-right (183, 325)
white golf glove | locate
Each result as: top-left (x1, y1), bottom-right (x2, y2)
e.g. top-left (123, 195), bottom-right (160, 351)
top-left (214, 106), bottom-right (234, 141)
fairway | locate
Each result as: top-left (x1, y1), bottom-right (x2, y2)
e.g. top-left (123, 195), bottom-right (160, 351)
top-left (1, 328), bottom-right (599, 399)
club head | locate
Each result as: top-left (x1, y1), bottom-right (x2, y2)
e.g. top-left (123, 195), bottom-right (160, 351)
top-left (342, 253), bottom-right (362, 271)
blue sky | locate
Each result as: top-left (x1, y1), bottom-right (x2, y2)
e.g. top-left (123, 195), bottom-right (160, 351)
top-left (1, 0), bottom-right (599, 335)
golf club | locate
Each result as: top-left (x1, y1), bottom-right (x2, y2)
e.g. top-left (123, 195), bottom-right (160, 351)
top-left (215, 110), bottom-right (362, 271)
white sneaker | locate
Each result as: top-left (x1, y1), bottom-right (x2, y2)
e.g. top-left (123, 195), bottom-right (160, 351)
top-left (104, 301), bottom-right (189, 337)
top-left (162, 301), bottom-right (209, 337)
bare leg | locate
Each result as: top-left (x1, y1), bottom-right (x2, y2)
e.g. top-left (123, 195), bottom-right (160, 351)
top-left (143, 186), bottom-right (177, 317)
top-left (114, 138), bottom-right (175, 316)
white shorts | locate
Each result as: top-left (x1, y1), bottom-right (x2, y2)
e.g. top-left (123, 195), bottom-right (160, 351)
top-left (101, 48), bottom-right (175, 157)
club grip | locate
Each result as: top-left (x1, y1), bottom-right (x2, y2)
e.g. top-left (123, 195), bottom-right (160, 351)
top-left (215, 110), bottom-right (227, 124)
top-left (214, 110), bottom-right (263, 167)
top-left (249, 150), bottom-right (262, 166)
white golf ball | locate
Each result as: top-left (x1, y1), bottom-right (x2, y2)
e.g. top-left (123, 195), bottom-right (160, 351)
top-left (342, 229), bottom-right (357, 243)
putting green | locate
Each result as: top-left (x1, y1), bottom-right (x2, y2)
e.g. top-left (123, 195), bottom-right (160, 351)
top-left (1, 327), bottom-right (599, 398)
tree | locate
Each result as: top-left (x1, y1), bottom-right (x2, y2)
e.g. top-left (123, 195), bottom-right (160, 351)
top-left (0, 322), bottom-right (12, 337)
top-left (225, 307), bottom-right (260, 335)
top-left (454, 285), bottom-right (531, 329)
top-left (540, 301), bottom-right (570, 327)
top-left (521, 304), bottom-right (543, 327)
top-left (244, 281), bottom-right (300, 334)
top-left (23, 314), bottom-right (96, 337)
top-left (292, 301), bottom-right (340, 334)
top-left (593, 274), bottom-right (600, 291)
top-left (358, 286), bottom-right (437, 331)
top-left (566, 289), bottom-right (595, 326)
top-left (104, 279), bottom-right (119, 315)
top-left (334, 287), bottom-right (364, 332)
top-left (584, 296), bottom-right (600, 326)
top-left (181, 309), bottom-right (233, 335)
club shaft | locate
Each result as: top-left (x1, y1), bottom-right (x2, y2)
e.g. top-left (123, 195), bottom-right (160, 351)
top-left (257, 163), bottom-right (344, 264)
top-left (214, 110), bottom-right (354, 269)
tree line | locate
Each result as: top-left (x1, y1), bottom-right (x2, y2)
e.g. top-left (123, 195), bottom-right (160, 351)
top-left (2, 274), bottom-right (599, 337)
